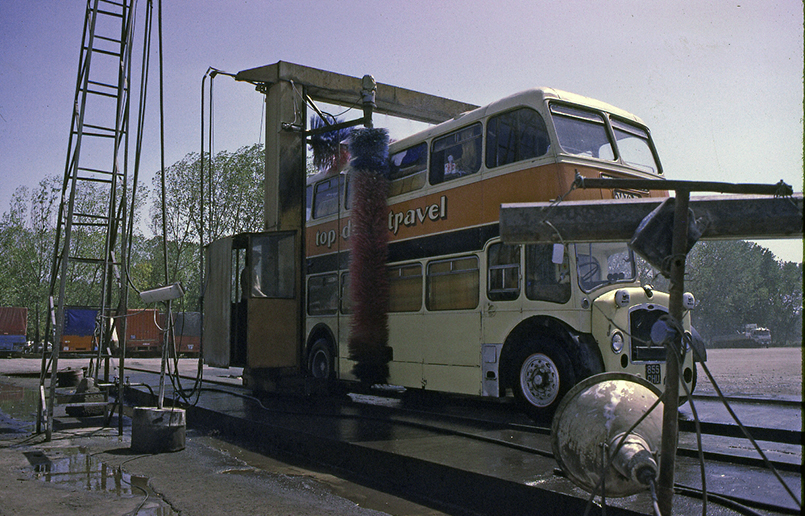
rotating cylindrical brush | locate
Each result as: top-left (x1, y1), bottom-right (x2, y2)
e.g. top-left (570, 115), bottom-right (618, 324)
top-left (347, 128), bottom-right (391, 386)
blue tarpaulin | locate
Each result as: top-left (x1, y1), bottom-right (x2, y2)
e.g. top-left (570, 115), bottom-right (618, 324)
top-left (64, 308), bottom-right (98, 336)
top-left (0, 334), bottom-right (26, 352)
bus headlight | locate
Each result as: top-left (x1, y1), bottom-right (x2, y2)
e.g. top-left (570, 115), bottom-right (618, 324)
top-left (611, 331), bottom-right (624, 354)
top-left (683, 292), bottom-right (696, 310)
top-left (614, 289), bottom-right (630, 308)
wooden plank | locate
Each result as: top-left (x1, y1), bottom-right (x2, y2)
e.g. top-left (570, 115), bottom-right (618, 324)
top-left (236, 61), bottom-right (478, 124)
top-left (500, 194), bottom-right (804, 244)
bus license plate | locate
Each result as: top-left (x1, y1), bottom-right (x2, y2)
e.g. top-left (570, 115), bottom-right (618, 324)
top-left (613, 189), bottom-right (641, 199)
top-left (646, 364), bottom-right (662, 384)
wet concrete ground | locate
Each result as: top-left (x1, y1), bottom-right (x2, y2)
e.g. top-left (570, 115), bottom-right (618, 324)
top-left (0, 369), bottom-right (447, 516)
top-left (1, 352), bottom-right (801, 515)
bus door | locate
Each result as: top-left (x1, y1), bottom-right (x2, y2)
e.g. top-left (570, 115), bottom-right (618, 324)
top-left (420, 255), bottom-right (483, 395)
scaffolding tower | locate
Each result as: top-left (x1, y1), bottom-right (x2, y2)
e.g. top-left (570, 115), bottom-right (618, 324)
top-left (39, 0), bottom-right (137, 440)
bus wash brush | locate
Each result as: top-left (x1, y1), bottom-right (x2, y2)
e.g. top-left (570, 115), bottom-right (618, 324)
top-left (347, 128), bottom-right (392, 386)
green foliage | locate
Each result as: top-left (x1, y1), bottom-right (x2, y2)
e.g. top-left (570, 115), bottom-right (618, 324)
top-left (0, 145), bottom-right (264, 342)
top-left (145, 144), bottom-right (265, 311)
top-left (640, 240), bottom-right (803, 346)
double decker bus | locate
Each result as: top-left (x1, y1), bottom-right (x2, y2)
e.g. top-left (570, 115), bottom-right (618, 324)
top-left (206, 87), bottom-right (699, 421)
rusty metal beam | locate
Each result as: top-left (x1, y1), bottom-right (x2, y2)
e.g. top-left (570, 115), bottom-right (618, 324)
top-left (500, 194), bottom-right (804, 244)
top-left (236, 61), bottom-right (478, 124)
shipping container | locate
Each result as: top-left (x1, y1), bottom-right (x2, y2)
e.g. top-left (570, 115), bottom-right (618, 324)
top-left (173, 312), bottom-right (201, 355)
top-left (0, 307), bottom-right (28, 336)
top-left (0, 307), bottom-right (27, 355)
top-left (61, 307), bottom-right (98, 352)
top-left (118, 309), bottom-right (163, 356)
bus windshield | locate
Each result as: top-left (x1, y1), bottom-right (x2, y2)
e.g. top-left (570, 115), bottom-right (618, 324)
top-left (550, 104), bottom-right (661, 174)
top-left (574, 242), bottom-right (636, 292)
top-left (610, 118), bottom-right (659, 174)
top-left (550, 104), bottom-right (614, 160)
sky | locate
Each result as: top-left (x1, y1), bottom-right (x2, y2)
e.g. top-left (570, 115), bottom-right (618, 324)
top-left (1, 0), bottom-right (802, 262)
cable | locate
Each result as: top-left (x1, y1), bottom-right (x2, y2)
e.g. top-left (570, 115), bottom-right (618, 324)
top-left (649, 479), bottom-right (661, 516)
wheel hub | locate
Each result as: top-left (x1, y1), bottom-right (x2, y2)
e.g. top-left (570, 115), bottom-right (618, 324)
top-left (520, 353), bottom-right (560, 407)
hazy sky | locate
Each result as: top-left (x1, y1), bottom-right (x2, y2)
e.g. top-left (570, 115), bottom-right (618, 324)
top-left (1, 0), bottom-right (802, 261)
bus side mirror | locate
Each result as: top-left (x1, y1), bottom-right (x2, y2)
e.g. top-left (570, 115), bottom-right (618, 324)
top-left (552, 244), bottom-right (565, 264)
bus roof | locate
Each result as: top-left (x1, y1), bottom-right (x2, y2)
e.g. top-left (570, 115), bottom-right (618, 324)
top-left (305, 87), bottom-right (650, 185)
top-left (389, 87), bottom-right (647, 150)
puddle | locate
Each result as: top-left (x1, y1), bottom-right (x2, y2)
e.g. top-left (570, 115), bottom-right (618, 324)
top-left (0, 380), bottom-right (38, 434)
top-left (26, 447), bottom-right (178, 515)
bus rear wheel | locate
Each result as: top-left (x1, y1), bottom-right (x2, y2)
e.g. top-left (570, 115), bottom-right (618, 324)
top-left (511, 339), bottom-right (575, 423)
top-left (308, 339), bottom-right (334, 382)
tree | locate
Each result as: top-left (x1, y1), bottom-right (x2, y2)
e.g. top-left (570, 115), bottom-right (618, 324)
top-left (147, 144), bottom-right (265, 311)
top-left (0, 177), bottom-right (59, 341)
top-left (684, 240), bottom-right (802, 345)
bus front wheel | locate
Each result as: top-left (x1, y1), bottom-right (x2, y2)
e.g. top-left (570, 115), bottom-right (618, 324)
top-left (512, 339), bottom-right (576, 423)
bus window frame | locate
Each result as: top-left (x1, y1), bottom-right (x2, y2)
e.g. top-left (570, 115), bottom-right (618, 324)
top-left (549, 102), bottom-right (616, 161)
top-left (389, 142), bottom-right (428, 197)
top-left (388, 262), bottom-right (424, 312)
top-left (312, 175), bottom-right (344, 219)
top-left (307, 272), bottom-right (339, 315)
top-left (429, 123), bottom-right (483, 186)
top-left (485, 107), bottom-right (551, 169)
top-left (525, 243), bottom-right (571, 304)
top-left (487, 242), bottom-right (521, 302)
top-left (609, 116), bottom-right (662, 174)
top-left (426, 255), bottom-right (480, 311)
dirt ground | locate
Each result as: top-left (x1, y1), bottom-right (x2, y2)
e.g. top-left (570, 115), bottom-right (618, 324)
top-left (0, 347), bottom-right (801, 515)
top-left (694, 347), bottom-right (803, 399)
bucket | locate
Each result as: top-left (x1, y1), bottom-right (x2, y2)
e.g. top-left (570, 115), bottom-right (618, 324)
top-left (57, 368), bottom-right (83, 387)
top-left (131, 407), bottom-right (186, 453)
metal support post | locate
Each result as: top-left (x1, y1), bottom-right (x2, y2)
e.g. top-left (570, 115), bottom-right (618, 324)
top-left (657, 189), bottom-right (690, 515)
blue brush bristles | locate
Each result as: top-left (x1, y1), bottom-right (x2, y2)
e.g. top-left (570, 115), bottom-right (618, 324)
top-left (349, 128), bottom-right (389, 177)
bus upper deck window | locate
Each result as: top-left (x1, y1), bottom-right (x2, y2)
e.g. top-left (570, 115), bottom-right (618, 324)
top-left (486, 108), bottom-right (550, 168)
top-left (312, 175), bottom-right (343, 219)
top-left (429, 123), bottom-right (482, 185)
top-left (610, 118), bottom-right (660, 174)
top-left (389, 143), bottom-right (427, 196)
top-left (550, 104), bottom-right (614, 161)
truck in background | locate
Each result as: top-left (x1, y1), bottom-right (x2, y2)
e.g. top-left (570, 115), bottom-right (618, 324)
top-left (172, 312), bottom-right (201, 356)
top-left (61, 307), bottom-right (98, 352)
top-left (0, 307), bottom-right (28, 356)
top-left (710, 323), bottom-right (772, 348)
top-left (743, 324), bottom-right (772, 347)
top-left (118, 309), bottom-right (163, 356)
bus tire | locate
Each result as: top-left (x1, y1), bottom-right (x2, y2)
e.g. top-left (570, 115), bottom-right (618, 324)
top-left (308, 339), bottom-right (334, 383)
top-left (511, 339), bottom-right (576, 423)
